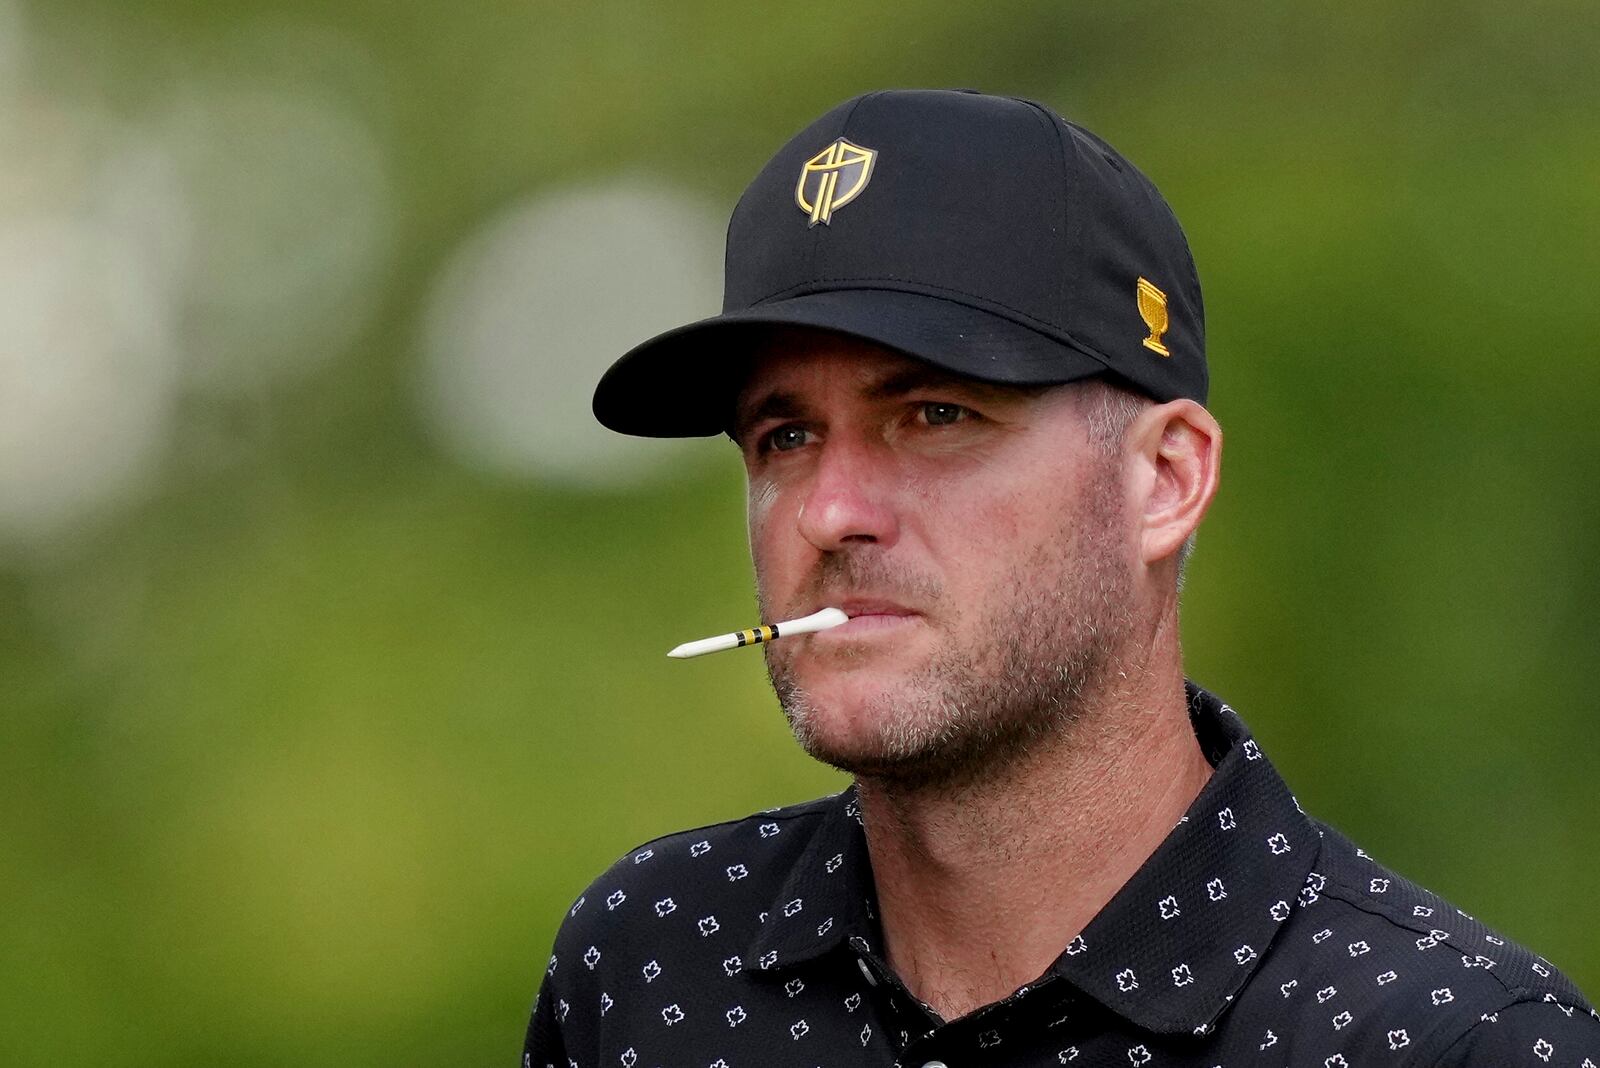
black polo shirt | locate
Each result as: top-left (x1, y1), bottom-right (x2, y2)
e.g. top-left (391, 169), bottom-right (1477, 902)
top-left (523, 684), bottom-right (1598, 1066)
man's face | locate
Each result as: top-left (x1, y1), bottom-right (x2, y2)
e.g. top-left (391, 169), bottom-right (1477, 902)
top-left (732, 330), bottom-right (1140, 789)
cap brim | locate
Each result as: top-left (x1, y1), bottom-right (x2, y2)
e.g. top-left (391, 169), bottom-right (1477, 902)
top-left (592, 288), bottom-right (1114, 437)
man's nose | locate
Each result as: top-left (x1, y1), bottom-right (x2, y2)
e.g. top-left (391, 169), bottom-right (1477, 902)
top-left (795, 439), bottom-right (900, 552)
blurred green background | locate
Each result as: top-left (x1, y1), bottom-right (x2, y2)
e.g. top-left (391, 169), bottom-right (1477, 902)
top-left (2, 0), bottom-right (1596, 1064)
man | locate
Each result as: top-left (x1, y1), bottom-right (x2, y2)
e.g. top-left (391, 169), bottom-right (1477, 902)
top-left (523, 90), bottom-right (1596, 1066)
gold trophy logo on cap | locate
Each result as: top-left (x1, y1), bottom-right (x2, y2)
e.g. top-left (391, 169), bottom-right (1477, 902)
top-left (1136, 276), bottom-right (1171, 357)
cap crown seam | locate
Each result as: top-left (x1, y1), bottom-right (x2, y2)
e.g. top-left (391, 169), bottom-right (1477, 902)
top-left (1022, 99), bottom-right (1078, 328)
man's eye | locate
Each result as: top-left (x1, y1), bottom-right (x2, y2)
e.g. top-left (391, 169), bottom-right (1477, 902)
top-left (766, 425), bottom-right (810, 452)
top-left (920, 402), bottom-right (967, 426)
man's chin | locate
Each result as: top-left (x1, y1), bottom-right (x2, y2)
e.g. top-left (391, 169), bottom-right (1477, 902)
top-left (777, 684), bottom-right (966, 786)
top-left (769, 651), bottom-right (992, 786)
top-left (777, 678), bottom-right (899, 750)
top-left (785, 712), bottom-right (919, 778)
top-left (798, 743), bottom-right (925, 783)
top-left (773, 664), bottom-right (1083, 792)
top-left (788, 716), bottom-right (994, 790)
top-left (786, 669), bottom-right (899, 709)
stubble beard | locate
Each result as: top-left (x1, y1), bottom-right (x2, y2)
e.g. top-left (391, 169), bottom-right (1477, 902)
top-left (761, 461), bottom-right (1135, 792)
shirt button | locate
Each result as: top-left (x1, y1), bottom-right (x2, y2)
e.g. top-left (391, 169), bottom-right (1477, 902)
top-left (857, 958), bottom-right (878, 986)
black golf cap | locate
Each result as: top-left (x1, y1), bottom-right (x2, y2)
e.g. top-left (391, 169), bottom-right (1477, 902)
top-left (593, 89), bottom-right (1206, 437)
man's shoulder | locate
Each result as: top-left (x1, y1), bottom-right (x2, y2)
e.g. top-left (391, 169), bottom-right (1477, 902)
top-left (1277, 819), bottom-right (1598, 1063)
top-left (542, 792), bottom-right (843, 964)
top-left (1309, 820), bottom-right (1590, 1005)
top-left (526, 792), bottom-right (859, 1062)
top-left (590, 792), bottom-right (838, 876)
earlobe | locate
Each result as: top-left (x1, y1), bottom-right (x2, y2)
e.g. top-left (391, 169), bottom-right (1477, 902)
top-left (1137, 401), bottom-right (1221, 567)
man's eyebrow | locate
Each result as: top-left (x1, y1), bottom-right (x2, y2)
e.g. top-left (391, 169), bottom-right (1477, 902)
top-left (732, 367), bottom-right (1051, 438)
top-left (732, 391), bottom-right (804, 439)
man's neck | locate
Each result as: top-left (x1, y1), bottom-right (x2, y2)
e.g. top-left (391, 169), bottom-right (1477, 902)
top-left (853, 640), bottom-right (1213, 1022)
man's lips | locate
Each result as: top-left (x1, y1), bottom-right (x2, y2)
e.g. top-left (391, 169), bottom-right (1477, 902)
top-left (811, 600), bottom-right (922, 638)
top-left (838, 599), bottom-right (916, 618)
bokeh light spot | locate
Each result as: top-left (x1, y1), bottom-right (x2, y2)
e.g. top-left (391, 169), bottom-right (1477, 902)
top-left (416, 175), bottom-right (725, 488)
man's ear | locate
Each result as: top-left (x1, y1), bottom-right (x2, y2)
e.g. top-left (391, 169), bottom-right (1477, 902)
top-left (1126, 399), bottom-right (1222, 567)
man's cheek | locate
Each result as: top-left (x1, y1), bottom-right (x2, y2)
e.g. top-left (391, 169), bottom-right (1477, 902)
top-left (746, 479), bottom-right (781, 537)
top-left (748, 483), bottom-right (799, 613)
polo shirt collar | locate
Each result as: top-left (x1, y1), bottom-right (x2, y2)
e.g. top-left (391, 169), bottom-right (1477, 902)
top-left (1050, 684), bottom-right (1322, 1034)
top-left (745, 784), bottom-right (878, 973)
top-left (746, 683), bottom-right (1322, 1037)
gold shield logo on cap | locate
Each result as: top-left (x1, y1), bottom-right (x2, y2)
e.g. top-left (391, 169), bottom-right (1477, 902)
top-left (1136, 277), bottom-right (1171, 357)
top-left (795, 138), bottom-right (877, 227)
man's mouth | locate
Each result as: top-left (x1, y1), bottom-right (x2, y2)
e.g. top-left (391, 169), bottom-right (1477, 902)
top-left (817, 599), bottom-right (922, 637)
